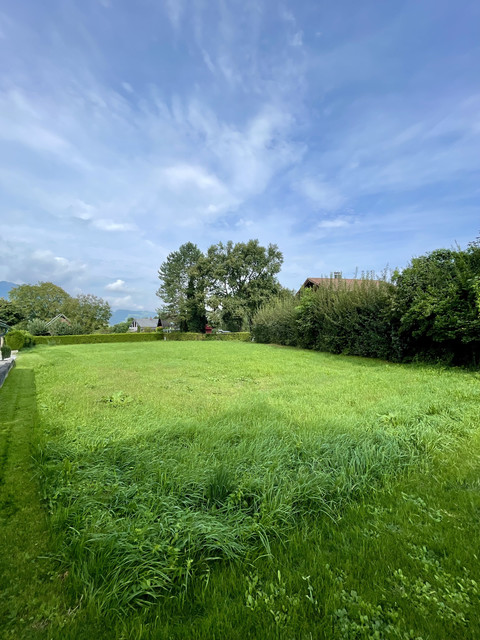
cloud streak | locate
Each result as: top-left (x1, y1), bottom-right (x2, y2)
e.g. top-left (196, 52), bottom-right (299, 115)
top-left (0, 0), bottom-right (478, 310)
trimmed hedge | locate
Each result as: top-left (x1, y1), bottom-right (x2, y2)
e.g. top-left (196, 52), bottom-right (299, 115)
top-left (144, 332), bottom-right (251, 342)
top-left (204, 332), bottom-right (251, 342)
top-left (1, 345), bottom-right (12, 359)
top-left (34, 332), bottom-right (164, 346)
top-left (34, 331), bottom-right (251, 346)
top-left (5, 330), bottom-right (35, 350)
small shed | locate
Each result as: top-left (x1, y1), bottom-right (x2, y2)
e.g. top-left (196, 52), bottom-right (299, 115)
top-left (128, 318), bottom-right (162, 332)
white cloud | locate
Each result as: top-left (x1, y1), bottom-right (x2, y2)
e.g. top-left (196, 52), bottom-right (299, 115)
top-left (106, 295), bottom-right (145, 310)
top-left (317, 218), bottom-right (350, 229)
top-left (162, 163), bottom-right (225, 192)
top-left (105, 279), bottom-right (127, 291)
top-left (0, 242), bottom-right (87, 285)
top-left (93, 219), bottom-right (138, 232)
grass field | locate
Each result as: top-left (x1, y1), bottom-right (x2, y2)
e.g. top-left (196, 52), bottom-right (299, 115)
top-left (1, 341), bottom-right (480, 639)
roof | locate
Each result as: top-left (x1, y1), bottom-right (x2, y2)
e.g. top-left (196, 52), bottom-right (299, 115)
top-left (130, 317), bottom-right (159, 328)
top-left (300, 277), bottom-right (383, 291)
top-left (46, 314), bottom-right (71, 326)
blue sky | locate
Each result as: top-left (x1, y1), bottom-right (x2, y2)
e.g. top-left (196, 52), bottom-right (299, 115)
top-left (0, 0), bottom-right (479, 311)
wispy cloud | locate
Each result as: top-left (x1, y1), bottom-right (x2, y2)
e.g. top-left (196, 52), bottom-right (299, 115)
top-left (0, 0), bottom-right (478, 307)
top-left (298, 178), bottom-right (345, 210)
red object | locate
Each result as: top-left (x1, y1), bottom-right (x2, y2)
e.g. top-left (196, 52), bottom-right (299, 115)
top-left (205, 325), bottom-right (213, 334)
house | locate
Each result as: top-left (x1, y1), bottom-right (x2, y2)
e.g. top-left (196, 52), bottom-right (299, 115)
top-left (46, 314), bottom-right (71, 327)
top-left (299, 272), bottom-right (382, 293)
top-left (128, 317), bottom-right (162, 332)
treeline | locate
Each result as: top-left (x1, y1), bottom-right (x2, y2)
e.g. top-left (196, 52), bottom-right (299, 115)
top-left (252, 241), bottom-right (480, 367)
top-left (0, 282), bottom-right (111, 336)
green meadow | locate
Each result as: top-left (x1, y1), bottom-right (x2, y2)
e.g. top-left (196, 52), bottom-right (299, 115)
top-left (1, 341), bottom-right (480, 639)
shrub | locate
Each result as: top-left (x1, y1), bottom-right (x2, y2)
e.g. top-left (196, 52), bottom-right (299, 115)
top-left (204, 332), bottom-right (251, 342)
top-left (5, 330), bottom-right (35, 350)
top-left (34, 332), bottom-right (164, 346)
top-left (26, 319), bottom-right (50, 336)
top-left (253, 279), bottom-right (395, 360)
top-left (33, 331), bottom-right (250, 346)
top-left (48, 318), bottom-right (79, 336)
top-left (111, 321), bottom-right (131, 333)
top-left (392, 246), bottom-right (480, 366)
top-left (1, 345), bottom-right (12, 359)
top-left (251, 294), bottom-right (298, 346)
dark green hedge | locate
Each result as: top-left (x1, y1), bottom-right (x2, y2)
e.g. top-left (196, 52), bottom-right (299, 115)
top-left (34, 332), bottom-right (163, 346)
top-left (34, 331), bottom-right (251, 346)
top-left (5, 330), bottom-right (35, 350)
top-left (163, 332), bottom-right (251, 342)
top-left (204, 332), bottom-right (251, 342)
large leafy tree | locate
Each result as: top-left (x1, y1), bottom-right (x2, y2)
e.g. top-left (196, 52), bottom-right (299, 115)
top-left (157, 242), bottom-right (205, 331)
top-left (8, 282), bottom-right (111, 333)
top-left (0, 298), bottom-right (26, 326)
top-left (203, 240), bottom-right (283, 330)
top-left (63, 294), bottom-right (111, 333)
top-left (9, 282), bottom-right (71, 320)
top-left (157, 240), bottom-right (283, 332)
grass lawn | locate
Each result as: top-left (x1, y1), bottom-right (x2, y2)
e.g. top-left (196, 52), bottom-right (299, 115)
top-left (1, 341), bottom-right (479, 639)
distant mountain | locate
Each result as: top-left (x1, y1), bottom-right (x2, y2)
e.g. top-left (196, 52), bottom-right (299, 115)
top-left (0, 281), bottom-right (18, 299)
top-left (109, 309), bottom-right (158, 325)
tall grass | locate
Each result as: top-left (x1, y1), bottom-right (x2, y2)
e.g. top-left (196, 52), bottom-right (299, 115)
top-left (22, 342), bottom-right (480, 618)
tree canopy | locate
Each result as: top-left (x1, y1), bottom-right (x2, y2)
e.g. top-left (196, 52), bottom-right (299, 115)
top-left (7, 282), bottom-right (111, 334)
top-left (0, 298), bottom-right (26, 326)
top-left (157, 242), bottom-right (204, 331)
top-left (157, 240), bottom-right (283, 331)
top-left (63, 294), bottom-right (112, 333)
top-left (9, 282), bottom-right (71, 321)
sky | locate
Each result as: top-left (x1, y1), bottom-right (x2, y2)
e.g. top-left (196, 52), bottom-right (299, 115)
top-left (0, 0), bottom-right (479, 312)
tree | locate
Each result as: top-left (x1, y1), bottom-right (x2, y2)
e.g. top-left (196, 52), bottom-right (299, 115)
top-left (185, 273), bottom-right (207, 333)
top-left (157, 240), bottom-right (283, 332)
top-left (203, 240), bottom-right (283, 330)
top-left (63, 294), bottom-right (111, 333)
top-left (392, 246), bottom-right (480, 365)
top-left (111, 318), bottom-right (133, 333)
top-left (9, 282), bottom-right (70, 320)
top-left (0, 298), bottom-right (26, 326)
top-left (157, 243), bottom-right (204, 331)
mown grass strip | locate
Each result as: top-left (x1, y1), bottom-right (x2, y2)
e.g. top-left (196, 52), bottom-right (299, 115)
top-left (0, 368), bottom-right (70, 639)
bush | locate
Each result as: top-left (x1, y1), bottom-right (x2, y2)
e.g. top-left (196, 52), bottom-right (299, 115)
top-left (48, 318), bottom-right (84, 336)
top-left (34, 332), bottom-right (164, 346)
top-left (5, 330), bottom-right (35, 350)
top-left (392, 246), bottom-right (480, 366)
top-left (1, 345), bottom-right (12, 359)
top-left (26, 319), bottom-right (50, 336)
top-left (253, 279), bottom-right (395, 360)
top-left (33, 331), bottom-right (250, 346)
top-left (251, 294), bottom-right (298, 346)
top-left (297, 280), bottom-right (396, 359)
top-left (111, 321), bottom-right (131, 333)
top-left (204, 332), bottom-right (251, 342)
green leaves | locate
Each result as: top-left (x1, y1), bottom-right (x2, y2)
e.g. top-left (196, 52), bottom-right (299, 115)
top-left (157, 240), bottom-right (284, 332)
